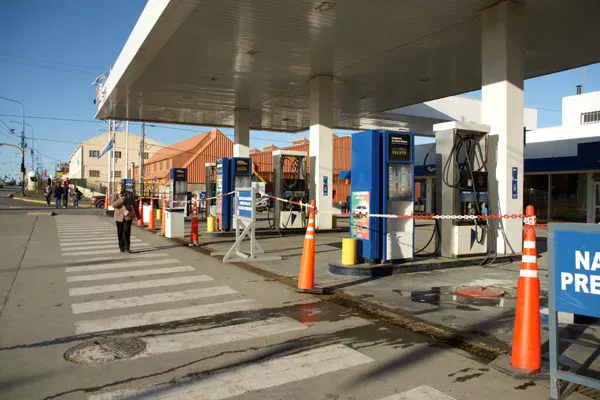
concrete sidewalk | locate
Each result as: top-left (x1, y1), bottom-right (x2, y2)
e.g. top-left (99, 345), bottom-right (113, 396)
top-left (184, 220), bottom-right (599, 385)
top-left (2, 214), bottom-right (582, 400)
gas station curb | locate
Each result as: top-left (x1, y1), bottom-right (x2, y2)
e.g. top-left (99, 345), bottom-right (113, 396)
top-left (328, 255), bottom-right (518, 276)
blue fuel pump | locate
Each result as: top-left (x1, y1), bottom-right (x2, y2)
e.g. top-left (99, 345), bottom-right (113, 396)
top-left (216, 157), bottom-right (253, 231)
top-left (350, 130), bottom-right (415, 263)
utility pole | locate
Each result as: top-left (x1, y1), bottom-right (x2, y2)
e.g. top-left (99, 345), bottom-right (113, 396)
top-left (139, 122), bottom-right (145, 196)
top-left (0, 97), bottom-right (25, 195)
top-left (112, 121), bottom-right (117, 193)
top-left (125, 121), bottom-right (129, 179)
top-left (106, 120), bottom-right (112, 196)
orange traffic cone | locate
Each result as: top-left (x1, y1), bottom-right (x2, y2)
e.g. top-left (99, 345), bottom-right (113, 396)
top-left (510, 205), bottom-right (541, 373)
top-left (160, 194), bottom-right (166, 235)
top-left (148, 194), bottom-right (155, 230)
top-left (137, 196), bottom-right (144, 227)
top-left (104, 188), bottom-right (109, 211)
top-left (189, 198), bottom-right (199, 246)
top-left (297, 200), bottom-right (316, 292)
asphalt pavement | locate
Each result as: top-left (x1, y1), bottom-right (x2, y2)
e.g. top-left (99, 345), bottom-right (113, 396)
top-left (0, 214), bottom-right (588, 400)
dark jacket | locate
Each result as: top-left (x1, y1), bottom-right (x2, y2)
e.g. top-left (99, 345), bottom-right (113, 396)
top-left (52, 186), bottom-right (63, 198)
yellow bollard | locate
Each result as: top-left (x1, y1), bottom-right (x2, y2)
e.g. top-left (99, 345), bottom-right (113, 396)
top-left (207, 216), bottom-right (216, 233)
top-left (156, 209), bottom-right (162, 221)
top-left (341, 238), bottom-right (356, 266)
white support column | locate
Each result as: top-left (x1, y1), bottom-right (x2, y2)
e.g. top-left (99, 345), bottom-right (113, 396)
top-left (309, 75), bottom-right (334, 230)
top-left (234, 108), bottom-right (250, 158)
top-left (482, 0), bottom-right (525, 255)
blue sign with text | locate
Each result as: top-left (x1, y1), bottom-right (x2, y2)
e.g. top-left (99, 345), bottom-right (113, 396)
top-left (121, 178), bottom-right (134, 193)
top-left (236, 189), bottom-right (253, 221)
top-left (512, 167), bottom-right (518, 199)
top-left (552, 229), bottom-right (600, 318)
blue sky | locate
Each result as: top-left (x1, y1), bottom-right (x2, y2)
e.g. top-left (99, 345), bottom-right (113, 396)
top-left (0, 0), bottom-right (599, 180)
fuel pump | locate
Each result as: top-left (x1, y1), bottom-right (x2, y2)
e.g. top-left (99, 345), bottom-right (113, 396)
top-left (273, 150), bottom-right (308, 230)
top-left (205, 162), bottom-right (216, 217)
top-left (434, 121), bottom-right (490, 258)
top-left (215, 157), bottom-right (252, 231)
top-left (350, 130), bottom-right (414, 263)
top-left (165, 168), bottom-right (187, 238)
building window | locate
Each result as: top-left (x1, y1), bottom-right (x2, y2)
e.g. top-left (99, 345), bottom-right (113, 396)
top-left (114, 151), bottom-right (122, 159)
top-left (581, 110), bottom-right (600, 125)
top-left (143, 152), bottom-right (149, 159)
top-left (89, 170), bottom-right (100, 178)
top-left (113, 171), bottom-right (121, 178)
top-left (550, 173), bottom-right (586, 222)
top-left (525, 174), bottom-right (549, 220)
top-left (89, 150), bottom-right (100, 158)
top-left (160, 160), bottom-right (163, 170)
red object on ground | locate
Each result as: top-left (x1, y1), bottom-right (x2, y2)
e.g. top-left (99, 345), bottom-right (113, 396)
top-left (456, 286), bottom-right (504, 298)
top-left (297, 200), bottom-right (316, 291)
top-left (137, 197), bottom-right (144, 226)
top-left (511, 204), bottom-right (541, 373)
top-left (104, 188), bottom-right (109, 211)
top-left (189, 198), bottom-right (198, 246)
top-left (148, 194), bottom-right (155, 230)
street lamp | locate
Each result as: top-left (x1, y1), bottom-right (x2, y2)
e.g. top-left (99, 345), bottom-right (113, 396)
top-left (0, 97), bottom-right (25, 195)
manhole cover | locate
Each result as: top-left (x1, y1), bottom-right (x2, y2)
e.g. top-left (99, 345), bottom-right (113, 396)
top-left (65, 337), bottom-right (146, 365)
top-left (456, 286), bottom-right (504, 298)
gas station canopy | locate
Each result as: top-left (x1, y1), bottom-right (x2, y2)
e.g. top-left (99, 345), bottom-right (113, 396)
top-left (96, 0), bottom-right (600, 132)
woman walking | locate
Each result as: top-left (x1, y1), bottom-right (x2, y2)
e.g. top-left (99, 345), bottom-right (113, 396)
top-left (111, 183), bottom-right (136, 253)
top-left (73, 186), bottom-right (82, 208)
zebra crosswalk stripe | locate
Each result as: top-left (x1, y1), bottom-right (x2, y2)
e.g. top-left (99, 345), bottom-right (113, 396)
top-left (69, 276), bottom-right (214, 296)
top-left (66, 259), bottom-right (179, 273)
top-left (67, 266), bottom-right (195, 283)
top-left (75, 299), bottom-right (262, 334)
top-left (71, 286), bottom-right (237, 314)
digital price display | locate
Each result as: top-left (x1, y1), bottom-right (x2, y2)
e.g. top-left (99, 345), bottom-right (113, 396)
top-left (235, 159), bottom-right (250, 174)
top-left (389, 134), bottom-right (412, 162)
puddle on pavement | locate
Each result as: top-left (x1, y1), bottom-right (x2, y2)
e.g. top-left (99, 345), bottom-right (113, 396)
top-left (406, 286), bottom-right (516, 310)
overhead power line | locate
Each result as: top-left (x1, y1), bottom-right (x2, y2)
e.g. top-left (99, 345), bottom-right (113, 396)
top-left (0, 112), bottom-right (298, 145)
top-left (0, 52), bottom-right (106, 71)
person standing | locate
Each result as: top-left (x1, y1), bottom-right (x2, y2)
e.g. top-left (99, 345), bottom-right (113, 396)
top-left (73, 186), bottom-right (82, 208)
top-left (45, 184), bottom-right (52, 206)
top-left (62, 183), bottom-right (69, 208)
top-left (111, 183), bottom-right (136, 253)
top-left (53, 182), bottom-right (63, 209)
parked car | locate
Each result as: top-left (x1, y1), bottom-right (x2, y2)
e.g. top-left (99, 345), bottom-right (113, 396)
top-left (91, 194), bottom-right (106, 209)
top-left (353, 205), bottom-right (368, 216)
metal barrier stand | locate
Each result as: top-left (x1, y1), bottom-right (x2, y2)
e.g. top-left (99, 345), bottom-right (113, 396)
top-left (211, 188), bottom-right (282, 262)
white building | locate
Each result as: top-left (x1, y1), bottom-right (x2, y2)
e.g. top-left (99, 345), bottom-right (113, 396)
top-left (68, 131), bottom-right (166, 192)
top-left (414, 90), bottom-right (600, 223)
